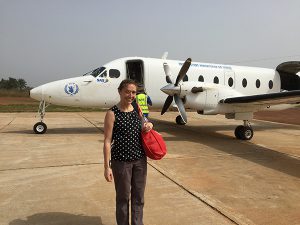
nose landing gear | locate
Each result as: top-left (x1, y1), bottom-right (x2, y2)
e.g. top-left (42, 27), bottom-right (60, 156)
top-left (234, 120), bottom-right (253, 140)
top-left (33, 100), bottom-right (49, 134)
top-left (33, 121), bottom-right (47, 134)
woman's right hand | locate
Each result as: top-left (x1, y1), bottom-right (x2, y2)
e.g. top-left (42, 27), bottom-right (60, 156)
top-left (142, 122), bottom-right (153, 133)
top-left (104, 167), bottom-right (113, 182)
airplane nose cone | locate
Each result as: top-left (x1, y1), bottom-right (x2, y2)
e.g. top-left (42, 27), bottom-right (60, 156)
top-left (30, 86), bottom-right (43, 101)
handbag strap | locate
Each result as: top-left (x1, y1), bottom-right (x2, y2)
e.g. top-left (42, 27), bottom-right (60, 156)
top-left (132, 101), bottom-right (147, 123)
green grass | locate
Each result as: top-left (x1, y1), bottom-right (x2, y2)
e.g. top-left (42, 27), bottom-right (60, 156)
top-left (0, 103), bottom-right (105, 112)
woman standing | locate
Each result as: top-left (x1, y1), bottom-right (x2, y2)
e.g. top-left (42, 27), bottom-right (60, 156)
top-left (103, 79), bottom-right (153, 225)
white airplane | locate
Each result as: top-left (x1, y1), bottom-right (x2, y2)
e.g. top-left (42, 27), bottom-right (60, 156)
top-left (30, 53), bottom-right (300, 140)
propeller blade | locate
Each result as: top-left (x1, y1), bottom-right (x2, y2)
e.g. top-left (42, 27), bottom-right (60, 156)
top-left (163, 62), bottom-right (173, 84)
top-left (174, 94), bottom-right (187, 123)
top-left (161, 95), bottom-right (173, 115)
top-left (175, 58), bottom-right (192, 86)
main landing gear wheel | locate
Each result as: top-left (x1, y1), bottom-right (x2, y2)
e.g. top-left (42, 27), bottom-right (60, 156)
top-left (234, 125), bottom-right (253, 140)
top-left (176, 115), bottom-right (186, 125)
top-left (33, 122), bottom-right (47, 134)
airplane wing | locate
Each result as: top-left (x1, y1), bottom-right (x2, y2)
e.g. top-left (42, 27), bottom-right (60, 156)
top-left (219, 90), bottom-right (300, 105)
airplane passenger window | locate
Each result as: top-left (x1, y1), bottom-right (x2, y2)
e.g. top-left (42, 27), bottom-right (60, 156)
top-left (228, 77), bottom-right (233, 87)
top-left (256, 79), bottom-right (260, 88)
top-left (109, 69), bottom-right (120, 78)
top-left (213, 76), bottom-right (219, 84)
top-left (242, 78), bottom-right (247, 87)
top-left (269, 80), bottom-right (273, 89)
top-left (198, 75), bottom-right (204, 82)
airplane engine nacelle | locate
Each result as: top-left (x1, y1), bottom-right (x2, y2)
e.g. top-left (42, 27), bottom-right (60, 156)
top-left (185, 91), bottom-right (206, 110)
top-left (185, 85), bottom-right (240, 115)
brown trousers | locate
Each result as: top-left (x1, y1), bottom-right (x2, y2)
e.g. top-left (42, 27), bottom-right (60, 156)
top-left (111, 157), bottom-right (147, 225)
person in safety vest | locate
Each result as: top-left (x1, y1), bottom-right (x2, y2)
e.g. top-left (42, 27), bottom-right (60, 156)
top-left (136, 85), bottom-right (152, 118)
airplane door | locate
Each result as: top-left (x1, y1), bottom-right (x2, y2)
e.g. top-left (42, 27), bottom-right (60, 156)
top-left (224, 69), bottom-right (235, 88)
top-left (126, 60), bottom-right (144, 85)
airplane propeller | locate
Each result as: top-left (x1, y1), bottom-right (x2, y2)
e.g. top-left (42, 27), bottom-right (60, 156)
top-left (161, 58), bottom-right (192, 123)
top-left (163, 63), bottom-right (172, 84)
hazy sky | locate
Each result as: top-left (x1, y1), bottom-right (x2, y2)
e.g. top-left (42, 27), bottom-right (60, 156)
top-left (1, 0), bottom-right (300, 87)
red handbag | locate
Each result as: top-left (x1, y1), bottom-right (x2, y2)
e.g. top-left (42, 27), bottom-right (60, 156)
top-left (141, 129), bottom-right (167, 160)
top-left (135, 103), bottom-right (167, 160)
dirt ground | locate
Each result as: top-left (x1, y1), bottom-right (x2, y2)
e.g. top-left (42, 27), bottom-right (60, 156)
top-left (254, 108), bottom-right (300, 125)
top-left (0, 97), bottom-right (299, 125)
top-left (0, 97), bottom-right (37, 105)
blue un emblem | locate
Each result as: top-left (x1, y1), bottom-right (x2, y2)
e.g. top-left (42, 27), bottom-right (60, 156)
top-left (64, 83), bottom-right (79, 96)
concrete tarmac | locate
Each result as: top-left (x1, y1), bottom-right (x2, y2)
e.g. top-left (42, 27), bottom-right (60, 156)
top-left (0, 112), bottom-right (299, 225)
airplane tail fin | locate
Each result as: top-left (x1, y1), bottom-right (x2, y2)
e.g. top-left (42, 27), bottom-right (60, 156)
top-left (276, 61), bottom-right (300, 91)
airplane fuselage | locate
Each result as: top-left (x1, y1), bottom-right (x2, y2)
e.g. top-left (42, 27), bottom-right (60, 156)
top-left (30, 57), bottom-right (281, 114)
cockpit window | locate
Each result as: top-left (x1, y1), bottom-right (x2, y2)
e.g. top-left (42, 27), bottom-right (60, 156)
top-left (91, 67), bottom-right (106, 77)
top-left (109, 69), bottom-right (120, 78)
top-left (99, 70), bottom-right (107, 78)
top-left (83, 67), bottom-right (106, 77)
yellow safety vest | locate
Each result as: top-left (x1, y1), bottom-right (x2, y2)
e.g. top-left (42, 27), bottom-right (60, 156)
top-left (136, 93), bottom-right (149, 114)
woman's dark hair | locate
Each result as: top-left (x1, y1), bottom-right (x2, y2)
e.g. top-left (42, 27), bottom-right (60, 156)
top-left (117, 79), bottom-right (138, 91)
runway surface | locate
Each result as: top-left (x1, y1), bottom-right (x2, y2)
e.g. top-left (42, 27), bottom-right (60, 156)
top-left (0, 112), bottom-right (299, 225)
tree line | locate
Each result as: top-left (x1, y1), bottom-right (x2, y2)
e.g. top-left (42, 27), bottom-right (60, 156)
top-left (0, 77), bottom-right (29, 90)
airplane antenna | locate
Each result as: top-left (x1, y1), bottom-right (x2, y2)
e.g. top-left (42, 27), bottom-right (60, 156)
top-left (162, 52), bottom-right (168, 60)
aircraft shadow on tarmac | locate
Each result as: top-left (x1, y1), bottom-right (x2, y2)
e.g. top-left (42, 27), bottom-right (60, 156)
top-left (3, 127), bottom-right (103, 134)
top-left (151, 118), bottom-right (300, 179)
top-left (9, 212), bottom-right (103, 225)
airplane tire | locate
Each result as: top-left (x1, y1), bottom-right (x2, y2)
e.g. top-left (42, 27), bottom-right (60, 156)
top-left (234, 125), bottom-right (244, 139)
top-left (176, 115), bottom-right (186, 125)
top-left (33, 122), bottom-right (47, 134)
top-left (235, 126), bottom-right (253, 140)
top-left (241, 126), bottom-right (253, 140)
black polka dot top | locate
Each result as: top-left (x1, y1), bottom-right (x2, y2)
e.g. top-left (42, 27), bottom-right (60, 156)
top-left (111, 105), bottom-right (145, 162)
